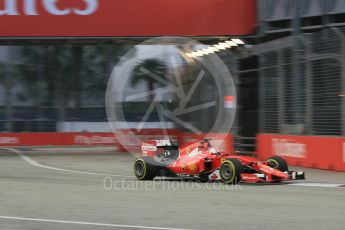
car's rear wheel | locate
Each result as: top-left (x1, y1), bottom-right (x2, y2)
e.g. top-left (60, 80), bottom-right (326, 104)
top-left (219, 159), bottom-right (243, 184)
top-left (134, 158), bottom-right (157, 180)
top-left (266, 156), bottom-right (288, 172)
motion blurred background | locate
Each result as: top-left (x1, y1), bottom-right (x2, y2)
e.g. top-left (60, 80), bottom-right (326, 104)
top-left (1, 0), bottom-right (345, 170)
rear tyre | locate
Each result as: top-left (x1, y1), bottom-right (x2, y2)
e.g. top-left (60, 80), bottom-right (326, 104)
top-left (134, 158), bottom-right (157, 180)
top-left (219, 159), bottom-right (243, 184)
top-left (266, 156), bottom-right (288, 172)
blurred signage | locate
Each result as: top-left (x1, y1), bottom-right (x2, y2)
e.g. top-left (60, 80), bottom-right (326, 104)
top-left (74, 135), bottom-right (117, 145)
top-left (0, 0), bottom-right (98, 16)
top-left (0, 136), bottom-right (20, 144)
top-left (0, 0), bottom-right (256, 36)
top-left (0, 133), bottom-right (118, 147)
top-left (272, 138), bottom-right (306, 158)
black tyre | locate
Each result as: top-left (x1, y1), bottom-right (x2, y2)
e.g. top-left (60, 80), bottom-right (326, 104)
top-left (134, 158), bottom-right (157, 180)
top-left (198, 173), bottom-right (209, 183)
top-left (266, 156), bottom-right (288, 172)
top-left (219, 159), bottom-right (243, 184)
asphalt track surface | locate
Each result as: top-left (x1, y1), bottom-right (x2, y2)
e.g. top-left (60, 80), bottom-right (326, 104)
top-left (1, 147), bottom-right (345, 230)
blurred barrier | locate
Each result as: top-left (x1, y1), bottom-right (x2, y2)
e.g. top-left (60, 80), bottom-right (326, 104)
top-left (257, 134), bottom-right (345, 171)
top-left (0, 131), bottom-right (233, 154)
top-left (0, 133), bottom-right (117, 147)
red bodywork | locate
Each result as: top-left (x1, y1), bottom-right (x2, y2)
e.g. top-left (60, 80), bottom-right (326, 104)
top-left (141, 139), bottom-right (305, 183)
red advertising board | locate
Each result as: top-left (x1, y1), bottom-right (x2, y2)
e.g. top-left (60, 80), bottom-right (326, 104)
top-left (0, 131), bottom-right (233, 154)
top-left (0, 0), bottom-right (256, 37)
top-left (0, 132), bottom-right (117, 146)
top-left (257, 134), bottom-right (345, 172)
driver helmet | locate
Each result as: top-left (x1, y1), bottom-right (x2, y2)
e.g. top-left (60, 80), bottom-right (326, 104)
top-left (209, 147), bottom-right (218, 154)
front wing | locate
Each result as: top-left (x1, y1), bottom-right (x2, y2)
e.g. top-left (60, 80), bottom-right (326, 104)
top-left (207, 170), bottom-right (305, 183)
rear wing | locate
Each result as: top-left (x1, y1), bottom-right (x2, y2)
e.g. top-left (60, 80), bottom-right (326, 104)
top-left (141, 139), bottom-right (179, 156)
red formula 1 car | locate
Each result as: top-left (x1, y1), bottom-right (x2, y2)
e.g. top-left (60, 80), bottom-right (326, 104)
top-left (134, 139), bottom-right (305, 184)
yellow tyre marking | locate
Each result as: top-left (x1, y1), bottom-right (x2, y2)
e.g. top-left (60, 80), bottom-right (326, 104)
top-left (221, 160), bottom-right (236, 183)
top-left (267, 159), bottom-right (279, 168)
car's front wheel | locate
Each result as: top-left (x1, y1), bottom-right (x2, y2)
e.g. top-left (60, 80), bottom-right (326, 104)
top-left (266, 156), bottom-right (288, 172)
top-left (219, 159), bottom-right (243, 184)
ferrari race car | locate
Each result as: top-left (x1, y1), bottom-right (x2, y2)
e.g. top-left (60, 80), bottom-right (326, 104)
top-left (134, 139), bottom-right (305, 184)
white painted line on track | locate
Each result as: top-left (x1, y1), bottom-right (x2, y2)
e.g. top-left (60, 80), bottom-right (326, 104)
top-left (2, 147), bottom-right (134, 178)
top-left (288, 183), bottom-right (345, 188)
top-left (0, 215), bottom-right (193, 230)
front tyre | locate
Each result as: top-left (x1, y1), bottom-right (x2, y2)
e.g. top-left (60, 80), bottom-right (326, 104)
top-left (134, 158), bottom-right (157, 180)
top-left (219, 159), bottom-right (243, 184)
top-left (266, 156), bottom-right (288, 172)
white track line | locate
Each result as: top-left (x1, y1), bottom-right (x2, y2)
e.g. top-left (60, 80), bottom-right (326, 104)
top-left (3, 147), bottom-right (134, 178)
top-left (0, 215), bottom-right (193, 230)
top-left (288, 182), bottom-right (345, 188)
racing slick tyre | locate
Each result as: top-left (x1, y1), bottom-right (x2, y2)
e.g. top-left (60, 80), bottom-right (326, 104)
top-left (266, 156), bottom-right (289, 172)
top-left (134, 158), bottom-right (157, 180)
top-left (219, 159), bottom-right (243, 184)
